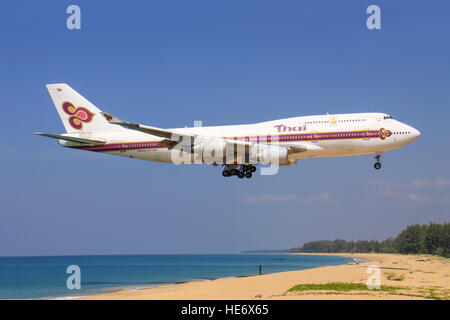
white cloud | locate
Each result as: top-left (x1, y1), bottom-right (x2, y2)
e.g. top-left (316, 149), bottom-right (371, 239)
top-left (440, 197), bottom-right (450, 204)
top-left (373, 189), bottom-right (447, 203)
top-left (244, 194), bottom-right (297, 204)
top-left (406, 193), bottom-right (435, 202)
top-left (374, 190), bottom-right (403, 198)
top-left (244, 192), bottom-right (332, 205)
top-left (366, 178), bottom-right (450, 204)
top-left (374, 189), bottom-right (434, 202)
top-left (318, 192), bottom-right (331, 202)
top-left (411, 178), bottom-right (450, 188)
top-left (364, 179), bottom-right (404, 189)
top-left (365, 178), bottom-right (450, 190)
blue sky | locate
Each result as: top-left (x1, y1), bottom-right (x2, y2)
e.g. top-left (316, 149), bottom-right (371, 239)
top-left (0, 1), bottom-right (449, 256)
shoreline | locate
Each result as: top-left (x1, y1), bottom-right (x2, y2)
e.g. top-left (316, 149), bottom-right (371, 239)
top-left (61, 253), bottom-right (351, 300)
top-left (76, 253), bottom-right (450, 300)
top-left (15, 253), bottom-right (348, 300)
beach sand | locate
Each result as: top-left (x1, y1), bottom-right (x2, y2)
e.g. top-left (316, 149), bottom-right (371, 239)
top-left (77, 253), bottom-right (450, 300)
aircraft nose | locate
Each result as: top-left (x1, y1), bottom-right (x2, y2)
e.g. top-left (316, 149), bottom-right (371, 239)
top-left (409, 127), bottom-right (421, 141)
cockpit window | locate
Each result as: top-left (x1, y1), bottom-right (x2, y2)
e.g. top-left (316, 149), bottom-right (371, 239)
top-left (383, 115), bottom-right (393, 120)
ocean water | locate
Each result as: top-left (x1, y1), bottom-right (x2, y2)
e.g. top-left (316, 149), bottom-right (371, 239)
top-left (0, 254), bottom-right (353, 299)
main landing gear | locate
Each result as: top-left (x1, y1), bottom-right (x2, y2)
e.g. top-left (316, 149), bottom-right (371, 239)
top-left (222, 164), bottom-right (257, 179)
top-left (374, 153), bottom-right (382, 170)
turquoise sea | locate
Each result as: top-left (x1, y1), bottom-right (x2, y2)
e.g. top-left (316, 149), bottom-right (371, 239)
top-left (0, 254), bottom-right (354, 299)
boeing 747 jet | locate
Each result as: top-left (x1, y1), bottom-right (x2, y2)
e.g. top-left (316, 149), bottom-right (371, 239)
top-left (35, 84), bottom-right (421, 179)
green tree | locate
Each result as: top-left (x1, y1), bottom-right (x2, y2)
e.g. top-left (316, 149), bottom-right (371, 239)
top-left (368, 240), bottom-right (380, 252)
top-left (332, 239), bottom-right (346, 252)
top-left (395, 224), bottom-right (425, 254)
top-left (288, 223), bottom-right (448, 257)
top-left (355, 240), bottom-right (370, 253)
top-left (379, 237), bottom-right (396, 253)
top-left (424, 223), bottom-right (445, 254)
top-left (345, 241), bottom-right (355, 253)
top-left (444, 223), bottom-right (450, 257)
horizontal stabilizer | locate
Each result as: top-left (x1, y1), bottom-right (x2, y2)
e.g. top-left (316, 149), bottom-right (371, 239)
top-left (33, 132), bottom-right (105, 145)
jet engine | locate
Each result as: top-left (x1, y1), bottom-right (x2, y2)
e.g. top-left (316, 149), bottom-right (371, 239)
top-left (255, 144), bottom-right (289, 165)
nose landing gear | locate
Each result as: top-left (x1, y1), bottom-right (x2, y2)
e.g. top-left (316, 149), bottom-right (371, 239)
top-left (374, 154), bottom-right (382, 170)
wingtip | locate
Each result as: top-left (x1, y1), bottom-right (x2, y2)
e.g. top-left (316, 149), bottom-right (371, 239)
top-left (45, 83), bottom-right (69, 89)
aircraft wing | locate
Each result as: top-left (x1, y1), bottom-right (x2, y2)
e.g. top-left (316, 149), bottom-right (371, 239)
top-left (33, 132), bottom-right (105, 145)
top-left (100, 112), bottom-right (316, 154)
top-left (100, 112), bottom-right (194, 141)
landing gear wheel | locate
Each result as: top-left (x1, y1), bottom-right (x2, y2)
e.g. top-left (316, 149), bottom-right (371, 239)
top-left (242, 165), bottom-right (250, 172)
top-left (249, 165), bottom-right (257, 173)
top-left (373, 153), bottom-right (382, 170)
top-left (222, 170), bottom-right (231, 177)
top-left (245, 172), bottom-right (252, 179)
top-left (237, 171), bottom-right (245, 179)
top-left (230, 169), bottom-right (239, 176)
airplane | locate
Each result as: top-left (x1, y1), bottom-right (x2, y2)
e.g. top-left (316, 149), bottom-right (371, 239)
top-left (35, 84), bottom-right (421, 179)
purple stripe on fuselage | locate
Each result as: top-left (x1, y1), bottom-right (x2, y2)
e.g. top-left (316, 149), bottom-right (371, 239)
top-left (73, 130), bottom-right (383, 152)
top-left (75, 141), bottom-right (165, 152)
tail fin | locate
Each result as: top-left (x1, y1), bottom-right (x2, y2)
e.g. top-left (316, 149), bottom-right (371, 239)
top-left (46, 83), bottom-right (125, 133)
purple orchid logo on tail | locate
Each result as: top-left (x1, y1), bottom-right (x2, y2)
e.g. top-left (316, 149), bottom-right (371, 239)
top-left (62, 101), bottom-right (95, 130)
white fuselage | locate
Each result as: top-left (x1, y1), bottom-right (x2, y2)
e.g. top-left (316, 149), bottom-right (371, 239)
top-left (68, 112), bottom-right (420, 164)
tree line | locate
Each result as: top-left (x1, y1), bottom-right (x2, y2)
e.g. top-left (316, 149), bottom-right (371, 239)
top-left (244, 223), bottom-right (449, 257)
top-left (286, 223), bottom-right (449, 257)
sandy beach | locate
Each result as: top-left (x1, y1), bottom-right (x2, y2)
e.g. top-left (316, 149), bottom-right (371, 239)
top-left (77, 253), bottom-right (450, 300)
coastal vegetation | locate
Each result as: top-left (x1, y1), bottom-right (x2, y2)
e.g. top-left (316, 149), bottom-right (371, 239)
top-left (246, 222), bottom-right (449, 258)
top-left (285, 282), bottom-right (449, 299)
top-left (287, 282), bottom-right (403, 293)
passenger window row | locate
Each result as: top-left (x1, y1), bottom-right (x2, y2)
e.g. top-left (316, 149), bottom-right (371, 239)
top-left (305, 119), bottom-right (366, 124)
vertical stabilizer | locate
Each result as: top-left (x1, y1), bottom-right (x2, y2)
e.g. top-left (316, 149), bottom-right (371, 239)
top-left (46, 83), bottom-right (125, 133)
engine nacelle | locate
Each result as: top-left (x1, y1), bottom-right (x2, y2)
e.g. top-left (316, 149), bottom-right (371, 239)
top-left (256, 145), bottom-right (289, 165)
top-left (193, 137), bottom-right (228, 164)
